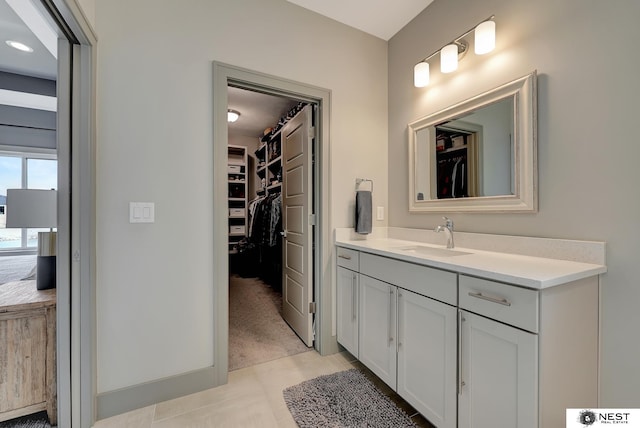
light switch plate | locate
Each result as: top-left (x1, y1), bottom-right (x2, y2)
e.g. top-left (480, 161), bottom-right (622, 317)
top-left (376, 206), bottom-right (384, 221)
top-left (130, 202), bottom-right (155, 223)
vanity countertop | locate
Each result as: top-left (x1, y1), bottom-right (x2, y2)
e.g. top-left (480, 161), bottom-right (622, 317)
top-left (336, 236), bottom-right (607, 289)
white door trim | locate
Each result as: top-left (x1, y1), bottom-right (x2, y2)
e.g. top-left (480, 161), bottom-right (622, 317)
top-left (212, 62), bottom-right (337, 385)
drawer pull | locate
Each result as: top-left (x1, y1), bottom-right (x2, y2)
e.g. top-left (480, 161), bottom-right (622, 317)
top-left (468, 291), bottom-right (511, 307)
top-left (338, 254), bottom-right (352, 260)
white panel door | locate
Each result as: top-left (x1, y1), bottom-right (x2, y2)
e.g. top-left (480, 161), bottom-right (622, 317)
top-left (398, 289), bottom-right (457, 428)
top-left (359, 274), bottom-right (397, 390)
top-left (337, 266), bottom-right (359, 357)
top-left (459, 311), bottom-right (538, 428)
top-left (282, 105), bottom-right (314, 346)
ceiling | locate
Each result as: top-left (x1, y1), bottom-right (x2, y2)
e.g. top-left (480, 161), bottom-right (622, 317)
top-left (286, 0), bottom-right (433, 40)
top-left (1, 0), bottom-right (432, 133)
top-left (227, 86), bottom-right (301, 139)
top-left (0, 0), bottom-right (57, 80)
top-left (229, 1), bottom-right (435, 136)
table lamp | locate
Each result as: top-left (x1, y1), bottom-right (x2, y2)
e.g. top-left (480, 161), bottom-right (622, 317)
top-left (6, 189), bottom-right (57, 290)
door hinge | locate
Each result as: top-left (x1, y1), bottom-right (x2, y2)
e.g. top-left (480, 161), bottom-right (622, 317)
top-left (308, 126), bottom-right (315, 140)
top-left (309, 214), bottom-right (316, 225)
top-left (309, 302), bottom-right (317, 314)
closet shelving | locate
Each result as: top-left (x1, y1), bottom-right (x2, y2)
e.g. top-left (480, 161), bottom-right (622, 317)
top-left (228, 145), bottom-right (248, 254)
top-left (255, 131), bottom-right (282, 195)
top-left (254, 102), bottom-right (308, 197)
top-left (435, 126), bottom-right (478, 199)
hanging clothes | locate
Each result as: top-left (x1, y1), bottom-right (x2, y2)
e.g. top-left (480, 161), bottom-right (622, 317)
top-left (248, 193), bottom-right (282, 247)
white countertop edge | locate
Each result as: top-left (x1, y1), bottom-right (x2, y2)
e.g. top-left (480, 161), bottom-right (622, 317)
top-left (335, 237), bottom-right (607, 290)
top-left (336, 227), bottom-right (606, 265)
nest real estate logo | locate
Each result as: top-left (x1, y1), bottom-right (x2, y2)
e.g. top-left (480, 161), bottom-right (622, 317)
top-left (567, 409), bottom-right (639, 426)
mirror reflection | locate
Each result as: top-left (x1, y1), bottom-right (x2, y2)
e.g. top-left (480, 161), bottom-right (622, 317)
top-left (415, 98), bottom-right (514, 201)
top-left (408, 71), bottom-right (537, 213)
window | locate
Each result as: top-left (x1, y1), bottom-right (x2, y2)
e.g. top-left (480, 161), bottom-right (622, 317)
top-left (0, 151), bottom-right (57, 250)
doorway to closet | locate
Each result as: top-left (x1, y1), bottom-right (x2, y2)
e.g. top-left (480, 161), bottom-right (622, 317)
top-left (226, 85), bottom-right (316, 371)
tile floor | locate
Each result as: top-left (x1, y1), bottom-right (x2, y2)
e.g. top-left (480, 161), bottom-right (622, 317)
top-left (92, 351), bottom-right (434, 428)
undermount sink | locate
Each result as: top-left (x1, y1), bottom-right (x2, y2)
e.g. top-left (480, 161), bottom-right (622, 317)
top-left (393, 245), bottom-right (472, 258)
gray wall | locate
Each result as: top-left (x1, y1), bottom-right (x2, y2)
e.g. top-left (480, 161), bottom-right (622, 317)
top-left (388, 0), bottom-right (640, 406)
top-left (94, 0), bottom-right (387, 395)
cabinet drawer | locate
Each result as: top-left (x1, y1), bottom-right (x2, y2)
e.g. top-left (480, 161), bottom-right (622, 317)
top-left (337, 247), bottom-right (359, 271)
top-left (360, 253), bottom-right (456, 305)
top-left (229, 225), bottom-right (246, 234)
top-left (459, 275), bottom-right (539, 333)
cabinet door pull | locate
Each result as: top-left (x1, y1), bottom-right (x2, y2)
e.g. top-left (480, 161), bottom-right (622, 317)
top-left (352, 274), bottom-right (357, 321)
top-left (388, 287), bottom-right (394, 346)
top-left (458, 310), bottom-right (465, 395)
top-left (468, 291), bottom-right (511, 307)
top-left (338, 254), bottom-right (352, 260)
top-left (397, 291), bottom-right (403, 349)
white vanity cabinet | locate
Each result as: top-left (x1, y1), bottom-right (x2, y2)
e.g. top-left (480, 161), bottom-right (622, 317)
top-left (398, 288), bottom-right (457, 428)
top-left (358, 274), bottom-right (397, 389)
top-left (335, 242), bottom-right (601, 428)
top-left (458, 275), bottom-right (539, 427)
top-left (359, 251), bottom-right (458, 427)
top-left (336, 266), bottom-right (359, 357)
top-left (458, 274), bottom-right (598, 428)
top-left (458, 310), bottom-right (537, 428)
top-left (336, 248), bottom-right (360, 357)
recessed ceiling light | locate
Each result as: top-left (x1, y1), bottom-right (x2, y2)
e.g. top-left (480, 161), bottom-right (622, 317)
top-left (6, 0), bottom-right (58, 59)
top-left (6, 40), bottom-right (34, 53)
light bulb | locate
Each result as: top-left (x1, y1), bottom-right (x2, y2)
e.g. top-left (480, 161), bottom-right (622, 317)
top-left (440, 44), bottom-right (458, 73)
top-left (475, 20), bottom-right (495, 55)
top-left (414, 62), bottom-right (430, 87)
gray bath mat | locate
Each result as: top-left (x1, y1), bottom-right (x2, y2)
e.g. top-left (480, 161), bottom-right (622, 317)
top-left (283, 369), bottom-right (417, 427)
top-left (0, 411), bottom-right (51, 428)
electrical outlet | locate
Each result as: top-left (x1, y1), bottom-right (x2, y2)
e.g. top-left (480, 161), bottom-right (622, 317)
top-left (376, 206), bottom-right (384, 221)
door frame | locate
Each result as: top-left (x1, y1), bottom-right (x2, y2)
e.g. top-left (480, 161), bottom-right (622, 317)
top-left (44, 1), bottom-right (97, 426)
top-left (212, 62), bottom-right (337, 384)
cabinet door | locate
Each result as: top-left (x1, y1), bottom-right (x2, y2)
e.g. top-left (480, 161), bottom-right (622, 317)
top-left (337, 266), bottom-right (359, 357)
top-left (397, 289), bottom-right (457, 428)
top-left (0, 310), bottom-right (47, 417)
top-left (359, 274), bottom-right (397, 390)
top-left (459, 311), bottom-right (538, 428)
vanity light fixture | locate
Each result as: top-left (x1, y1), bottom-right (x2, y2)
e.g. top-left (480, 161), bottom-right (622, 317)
top-left (227, 109), bottom-right (240, 123)
top-left (474, 20), bottom-right (496, 55)
top-left (414, 62), bottom-right (430, 87)
top-left (440, 43), bottom-right (461, 73)
top-left (413, 15), bottom-right (495, 87)
top-left (6, 40), bottom-right (34, 52)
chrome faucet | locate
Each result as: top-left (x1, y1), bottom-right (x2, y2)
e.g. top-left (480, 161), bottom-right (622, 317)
top-left (434, 217), bottom-right (455, 249)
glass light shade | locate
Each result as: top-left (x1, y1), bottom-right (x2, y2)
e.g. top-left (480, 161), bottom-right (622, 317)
top-left (414, 62), bottom-right (430, 87)
top-left (474, 20), bottom-right (495, 55)
top-left (440, 44), bottom-right (458, 73)
top-left (227, 110), bottom-right (240, 122)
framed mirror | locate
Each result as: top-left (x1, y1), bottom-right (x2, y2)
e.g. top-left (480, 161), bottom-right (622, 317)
top-left (408, 71), bottom-right (537, 212)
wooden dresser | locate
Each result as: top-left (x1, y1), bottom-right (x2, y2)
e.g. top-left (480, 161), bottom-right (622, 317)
top-left (0, 280), bottom-right (56, 425)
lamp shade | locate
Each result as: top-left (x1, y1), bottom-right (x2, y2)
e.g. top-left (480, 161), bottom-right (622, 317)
top-left (6, 189), bottom-right (57, 228)
top-left (475, 20), bottom-right (496, 55)
top-left (440, 44), bottom-right (458, 73)
top-left (414, 62), bottom-right (430, 87)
